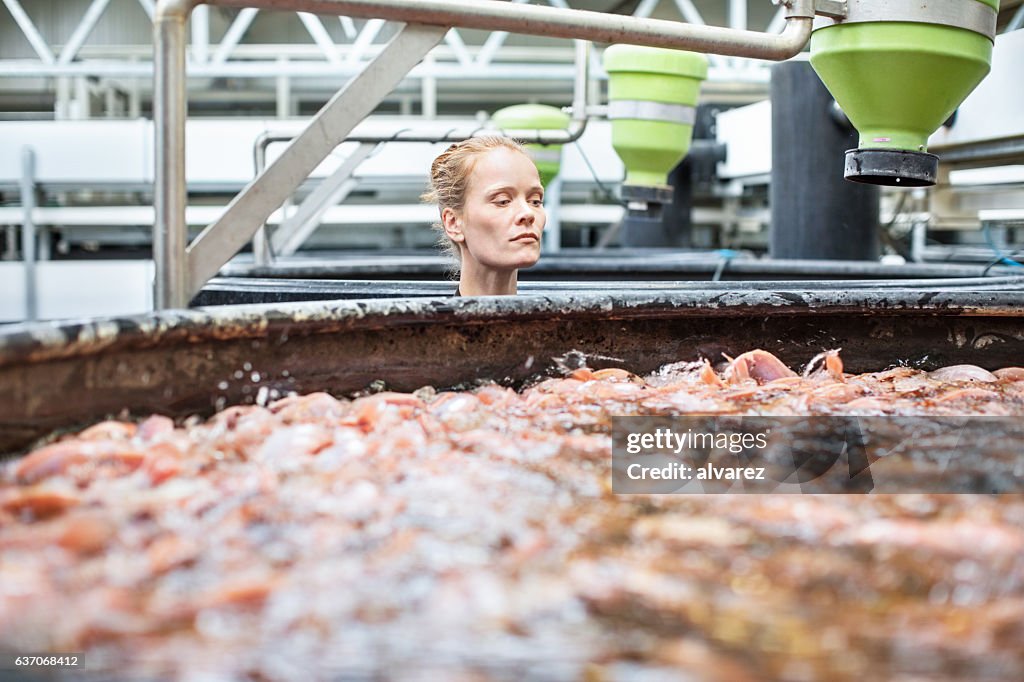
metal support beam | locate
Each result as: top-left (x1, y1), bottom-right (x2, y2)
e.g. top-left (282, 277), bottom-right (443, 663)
top-left (275, 56), bottom-right (291, 118)
top-left (633, 0), bottom-right (661, 19)
top-left (137, 0), bottom-right (156, 19)
top-left (54, 76), bottom-right (70, 119)
top-left (729, 0), bottom-right (747, 30)
top-left (339, 15), bottom-right (357, 38)
top-left (672, 0), bottom-right (707, 26)
top-left (191, 4), bottom-right (210, 62)
top-left (766, 6), bottom-right (787, 34)
top-left (543, 173), bottom-right (563, 254)
top-left (271, 142), bottom-right (376, 256)
top-left (185, 23), bottom-right (446, 301)
top-left (1009, 4), bottom-right (1024, 33)
top-left (2, 0), bottom-right (56, 64)
top-left (298, 12), bottom-right (342, 64)
top-left (442, 28), bottom-right (472, 67)
top-left (345, 17), bottom-right (385, 65)
top-left (421, 53), bottom-right (436, 117)
top-left (20, 146), bottom-right (38, 322)
top-left (211, 7), bottom-right (258, 64)
top-left (154, 0), bottom-right (193, 310)
top-left (58, 0), bottom-right (113, 65)
top-left (73, 76), bottom-right (90, 118)
top-left (475, 0), bottom-right (529, 68)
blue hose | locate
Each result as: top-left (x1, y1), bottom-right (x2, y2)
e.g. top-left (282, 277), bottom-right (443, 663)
top-left (983, 222), bottom-right (1024, 268)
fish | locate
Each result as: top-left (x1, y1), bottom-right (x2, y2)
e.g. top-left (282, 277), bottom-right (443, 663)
top-left (0, 349), bottom-right (1023, 681)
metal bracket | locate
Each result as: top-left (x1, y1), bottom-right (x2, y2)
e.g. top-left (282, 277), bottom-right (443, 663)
top-left (774, 0), bottom-right (816, 20)
top-left (775, 0), bottom-right (846, 20)
top-left (814, 0), bottom-right (848, 20)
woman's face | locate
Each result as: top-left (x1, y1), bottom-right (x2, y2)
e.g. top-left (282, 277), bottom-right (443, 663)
top-left (445, 147), bottom-right (546, 271)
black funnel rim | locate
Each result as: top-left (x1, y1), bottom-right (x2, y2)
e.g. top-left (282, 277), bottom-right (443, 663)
top-left (844, 148), bottom-right (938, 188)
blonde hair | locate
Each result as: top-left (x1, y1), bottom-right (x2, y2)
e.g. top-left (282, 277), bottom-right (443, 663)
top-left (421, 136), bottom-right (531, 273)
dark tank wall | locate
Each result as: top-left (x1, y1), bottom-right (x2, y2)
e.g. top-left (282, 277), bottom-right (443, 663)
top-left (3, 290), bottom-right (1024, 454)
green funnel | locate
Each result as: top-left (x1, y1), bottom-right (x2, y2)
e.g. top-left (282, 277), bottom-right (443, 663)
top-left (809, 0), bottom-right (998, 185)
top-left (492, 104), bottom-right (570, 187)
top-left (603, 45), bottom-right (707, 189)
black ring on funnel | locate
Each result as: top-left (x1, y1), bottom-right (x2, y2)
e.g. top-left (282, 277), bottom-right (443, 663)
top-left (844, 148), bottom-right (938, 187)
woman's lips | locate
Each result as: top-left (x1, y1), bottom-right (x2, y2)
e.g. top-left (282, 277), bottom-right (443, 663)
top-left (512, 233), bottom-right (539, 242)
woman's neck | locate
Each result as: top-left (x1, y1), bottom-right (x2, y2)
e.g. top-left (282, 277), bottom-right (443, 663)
top-left (458, 261), bottom-right (518, 296)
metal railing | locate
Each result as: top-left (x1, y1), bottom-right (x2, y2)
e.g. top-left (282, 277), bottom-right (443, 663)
top-left (154, 0), bottom-right (817, 308)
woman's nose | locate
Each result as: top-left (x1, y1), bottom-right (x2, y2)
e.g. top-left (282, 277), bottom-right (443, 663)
top-left (515, 200), bottom-right (535, 225)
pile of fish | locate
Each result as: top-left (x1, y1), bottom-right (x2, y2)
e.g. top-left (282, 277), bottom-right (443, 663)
top-left (1, 349), bottom-right (1023, 681)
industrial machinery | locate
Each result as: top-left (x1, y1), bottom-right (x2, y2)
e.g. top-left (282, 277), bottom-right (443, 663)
top-left (810, 0), bottom-right (1000, 186)
top-left (492, 103), bottom-right (571, 187)
top-left (603, 44), bottom-right (707, 245)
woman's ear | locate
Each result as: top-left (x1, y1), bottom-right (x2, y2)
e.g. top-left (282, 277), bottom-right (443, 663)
top-left (441, 207), bottom-right (465, 243)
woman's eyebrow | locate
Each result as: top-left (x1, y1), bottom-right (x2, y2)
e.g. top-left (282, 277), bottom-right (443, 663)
top-left (484, 184), bottom-right (544, 197)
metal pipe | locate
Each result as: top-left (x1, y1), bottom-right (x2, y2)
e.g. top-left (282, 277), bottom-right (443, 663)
top-left (203, 0), bottom-right (813, 60)
top-left (154, 0), bottom-right (197, 309)
top-left (571, 39), bottom-right (588, 122)
top-left (20, 146), bottom-right (38, 322)
top-left (253, 121), bottom-right (590, 173)
top-left (191, 4), bottom-right (210, 63)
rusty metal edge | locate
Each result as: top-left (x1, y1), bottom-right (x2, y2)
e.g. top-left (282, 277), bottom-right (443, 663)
top-left (2, 290), bottom-right (1024, 370)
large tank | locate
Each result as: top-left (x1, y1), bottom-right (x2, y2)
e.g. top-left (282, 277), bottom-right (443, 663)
top-left (3, 290), bottom-right (1024, 681)
top-left (4, 287), bottom-right (1024, 453)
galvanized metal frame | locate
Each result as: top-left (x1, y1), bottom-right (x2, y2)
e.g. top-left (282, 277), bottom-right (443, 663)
top-left (0, 0), bottom-right (798, 93)
top-left (154, 0), bottom-right (816, 309)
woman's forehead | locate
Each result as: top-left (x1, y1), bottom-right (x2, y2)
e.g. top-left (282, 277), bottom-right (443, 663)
top-left (469, 147), bottom-right (541, 189)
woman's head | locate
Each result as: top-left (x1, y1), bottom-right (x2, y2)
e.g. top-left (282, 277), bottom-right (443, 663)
top-left (422, 136), bottom-right (545, 276)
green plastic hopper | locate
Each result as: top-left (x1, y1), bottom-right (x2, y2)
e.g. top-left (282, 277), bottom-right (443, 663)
top-left (809, 0), bottom-right (998, 185)
top-left (492, 104), bottom-right (571, 187)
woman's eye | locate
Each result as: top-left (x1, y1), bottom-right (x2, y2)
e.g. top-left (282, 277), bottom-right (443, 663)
top-left (531, 199), bottom-right (544, 207)
top-left (495, 199), bottom-right (510, 206)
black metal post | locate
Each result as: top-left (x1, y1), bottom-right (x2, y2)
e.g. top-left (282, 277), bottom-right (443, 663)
top-left (770, 61), bottom-right (880, 260)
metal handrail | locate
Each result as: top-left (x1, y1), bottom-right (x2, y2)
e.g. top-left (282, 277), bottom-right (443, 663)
top-left (155, 0), bottom-right (817, 309)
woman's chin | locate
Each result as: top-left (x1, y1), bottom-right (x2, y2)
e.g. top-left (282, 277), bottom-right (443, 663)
top-left (511, 253), bottom-right (541, 269)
